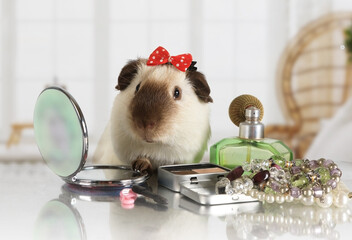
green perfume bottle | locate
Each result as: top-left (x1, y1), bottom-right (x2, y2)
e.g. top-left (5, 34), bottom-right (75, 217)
top-left (210, 95), bottom-right (293, 170)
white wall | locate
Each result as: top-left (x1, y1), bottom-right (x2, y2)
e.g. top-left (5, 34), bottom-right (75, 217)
top-left (1, 0), bottom-right (352, 147)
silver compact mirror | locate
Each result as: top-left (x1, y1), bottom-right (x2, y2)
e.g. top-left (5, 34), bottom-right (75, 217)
top-left (34, 87), bottom-right (149, 188)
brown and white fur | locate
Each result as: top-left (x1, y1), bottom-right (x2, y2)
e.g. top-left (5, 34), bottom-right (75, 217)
top-left (93, 59), bottom-right (212, 174)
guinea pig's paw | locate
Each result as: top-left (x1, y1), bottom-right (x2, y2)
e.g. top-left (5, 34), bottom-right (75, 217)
top-left (132, 157), bottom-right (153, 175)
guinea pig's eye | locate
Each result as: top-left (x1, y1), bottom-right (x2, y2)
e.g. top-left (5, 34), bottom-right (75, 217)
top-left (173, 87), bottom-right (182, 100)
top-left (135, 83), bottom-right (141, 93)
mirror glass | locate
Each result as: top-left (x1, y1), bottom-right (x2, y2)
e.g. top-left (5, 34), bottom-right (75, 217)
top-left (75, 168), bottom-right (143, 182)
top-left (34, 87), bottom-right (87, 178)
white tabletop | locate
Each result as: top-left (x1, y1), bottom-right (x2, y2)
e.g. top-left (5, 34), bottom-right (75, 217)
top-left (1, 161), bottom-right (352, 240)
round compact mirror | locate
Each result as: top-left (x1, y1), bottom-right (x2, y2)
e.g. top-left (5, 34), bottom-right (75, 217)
top-left (34, 87), bottom-right (149, 188)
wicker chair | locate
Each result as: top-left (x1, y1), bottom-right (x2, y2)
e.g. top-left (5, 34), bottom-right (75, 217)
top-left (265, 12), bottom-right (352, 159)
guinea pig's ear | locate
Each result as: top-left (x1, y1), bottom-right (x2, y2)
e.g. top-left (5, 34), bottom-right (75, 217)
top-left (116, 59), bottom-right (143, 91)
top-left (187, 71), bottom-right (213, 103)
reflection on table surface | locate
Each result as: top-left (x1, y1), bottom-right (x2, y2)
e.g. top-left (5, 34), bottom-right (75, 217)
top-left (1, 162), bottom-right (352, 240)
top-left (35, 183), bottom-right (352, 240)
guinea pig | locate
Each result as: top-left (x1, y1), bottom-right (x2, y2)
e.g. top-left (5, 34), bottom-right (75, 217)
top-left (93, 53), bottom-right (212, 174)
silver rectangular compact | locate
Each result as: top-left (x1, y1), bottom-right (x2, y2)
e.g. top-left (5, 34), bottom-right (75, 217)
top-left (158, 163), bottom-right (258, 205)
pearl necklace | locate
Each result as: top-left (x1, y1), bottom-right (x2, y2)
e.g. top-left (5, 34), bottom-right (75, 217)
top-left (215, 157), bottom-right (352, 208)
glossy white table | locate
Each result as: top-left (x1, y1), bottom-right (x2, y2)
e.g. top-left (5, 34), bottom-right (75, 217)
top-left (1, 161), bottom-right (351, 240)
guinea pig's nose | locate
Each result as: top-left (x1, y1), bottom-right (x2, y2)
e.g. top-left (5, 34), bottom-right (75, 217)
top-left (146, 121), bottom-right (156, 129)
top-left (136, 119), bottom-right (156, 130)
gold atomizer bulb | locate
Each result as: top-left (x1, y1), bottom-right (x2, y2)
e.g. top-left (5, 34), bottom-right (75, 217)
top-left (228, 94), bottom-right (264, 127)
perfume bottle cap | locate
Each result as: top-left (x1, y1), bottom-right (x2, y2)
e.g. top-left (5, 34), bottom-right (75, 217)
top-left (245, 106), bottom-right (260, 120)
top-left (239, 107), bottom-right (264, 140)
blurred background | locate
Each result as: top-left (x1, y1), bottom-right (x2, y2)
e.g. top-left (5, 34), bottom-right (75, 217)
top-left (1, 0), bottom-right (352, 163)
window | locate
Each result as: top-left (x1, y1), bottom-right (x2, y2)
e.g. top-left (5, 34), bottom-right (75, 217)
top-left (15, 0), bottom-right (94, 121)
top-left (0, 0), bottom-right (346, 145)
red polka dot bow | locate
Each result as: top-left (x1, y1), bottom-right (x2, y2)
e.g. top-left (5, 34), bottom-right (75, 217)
top-left (146, 46), bottom-right (193, 72)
